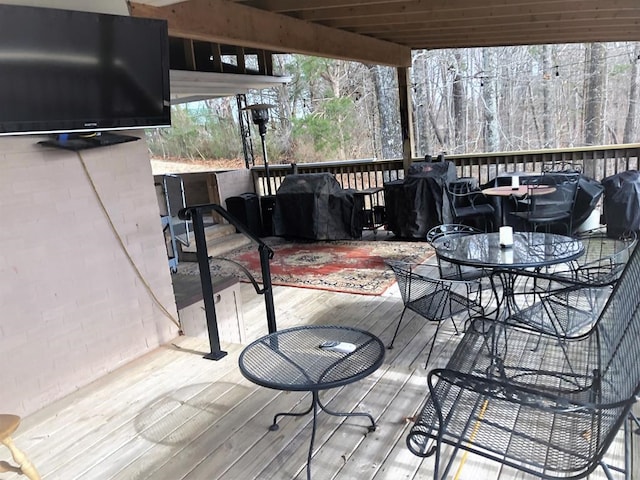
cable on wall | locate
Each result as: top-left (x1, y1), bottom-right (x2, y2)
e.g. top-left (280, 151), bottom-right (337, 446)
top-left (77, 150), bottom-right (182, 332)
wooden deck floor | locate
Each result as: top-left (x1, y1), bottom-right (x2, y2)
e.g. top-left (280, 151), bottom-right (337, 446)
top-left (2, 282), bottom-right (632, 480)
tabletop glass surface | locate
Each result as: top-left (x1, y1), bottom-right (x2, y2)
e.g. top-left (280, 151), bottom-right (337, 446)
top-left (239, 325), bottom-right (385, 392)
top-left (434, 232), bottom-right (584, 269)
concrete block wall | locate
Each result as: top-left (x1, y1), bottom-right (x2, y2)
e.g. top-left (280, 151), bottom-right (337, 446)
top-left (0, 133), bottom-right (179, 416)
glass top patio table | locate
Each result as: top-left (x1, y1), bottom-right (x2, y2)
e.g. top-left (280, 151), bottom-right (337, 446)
top-left (434, 231), bottom-right (584, 270)
top-left (435, 232), bottom-right (586, 378)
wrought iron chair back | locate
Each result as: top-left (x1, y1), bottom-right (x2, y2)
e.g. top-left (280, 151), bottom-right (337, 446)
top-left (426, 224), bottom-right (486, 281)
top-left (596, 240), bottom-right (640, 404)
top-left (406, 240), bottom-right (640, 479)
top-left (506, 230), bottom-right (638, 338)
top-left (444, 180), bottom-right (495, 232)
top-left (426, 224), bottom-right (492, 311)
top-left (385, 260), bottom-right (484, 367)
top-left (512, 171), bottom-right (580, 234)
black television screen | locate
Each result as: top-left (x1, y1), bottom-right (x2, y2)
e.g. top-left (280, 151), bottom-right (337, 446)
top-left (0, 5), bottom-right (171, 136)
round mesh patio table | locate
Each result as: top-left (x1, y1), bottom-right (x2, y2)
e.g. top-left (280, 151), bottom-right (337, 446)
top-left (239, 325), bottom-right (385, 479)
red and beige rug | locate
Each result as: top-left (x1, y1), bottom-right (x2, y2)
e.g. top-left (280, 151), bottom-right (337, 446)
top-left (180, 238), bottom-right (433, 296)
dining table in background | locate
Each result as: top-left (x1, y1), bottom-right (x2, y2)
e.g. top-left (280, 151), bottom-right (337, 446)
top-left (482, 184), bottom-right (556, 227)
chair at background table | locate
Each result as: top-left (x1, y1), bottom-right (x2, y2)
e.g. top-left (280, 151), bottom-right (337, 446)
top-left (510, 172), bottom-right (580, 234)
top-left (444, 180), bottom-right (495, 232)
top-left (385, 261), bottom-right (485, 367)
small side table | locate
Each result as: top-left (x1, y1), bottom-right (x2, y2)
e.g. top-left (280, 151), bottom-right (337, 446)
top-left (239, 325), bottom-right (385, 479)
top-left (354, 187), bottom-right (386, 237)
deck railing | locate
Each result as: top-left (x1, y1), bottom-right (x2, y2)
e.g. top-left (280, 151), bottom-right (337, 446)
top-left (251, 144), bottom-right (640, 198)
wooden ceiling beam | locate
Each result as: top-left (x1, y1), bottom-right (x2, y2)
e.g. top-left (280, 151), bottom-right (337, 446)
top-left (393, 28), bottom-right (640, 49)
top-left (294, 0), bottom-right (639, 22)
top-left (384, 20), bottom-right (640, 40)
top-left (316, 1), bottom-right (640, 27)
top-left (241, 0), bottom-right (408, 13)
top-left (350, 13), bottom-right (640, 35)
top-left (129, 0), bottom-right (411, 67)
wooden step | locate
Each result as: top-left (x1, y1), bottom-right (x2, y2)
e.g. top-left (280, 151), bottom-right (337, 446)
top-left (206, 233), bottom-right (252, 258)
top-left (180, 224), bottom-right (236, 253)
top-left (179, 224), bottom-right (252, 260)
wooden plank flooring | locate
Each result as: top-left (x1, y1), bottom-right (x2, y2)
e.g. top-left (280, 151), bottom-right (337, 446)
top-left (1, 282), bottom-right (632, 480)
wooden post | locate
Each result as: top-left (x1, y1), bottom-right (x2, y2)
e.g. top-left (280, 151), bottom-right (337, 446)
top-left (397, 66), bottom-right (414, 175)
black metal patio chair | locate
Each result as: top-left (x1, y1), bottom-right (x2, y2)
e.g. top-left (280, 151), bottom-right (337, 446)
top-left (444, 180), bottom-right (495, 232)
top-left (427, 224), bottom-right (493, 310)
top-left (426, 224), bottom-right (487, 280)
top-left (385, 261), bottom-right (485, 367)
top-left (406, 237), bottom-right (640, 480)
top-left (507, 229), bottom-right (637, 338)
top-left (510, 171), bottom-right (580, 235)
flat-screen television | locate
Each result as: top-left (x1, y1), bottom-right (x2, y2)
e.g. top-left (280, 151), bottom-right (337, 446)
top-left (0, 5), bottom-right (171, 136)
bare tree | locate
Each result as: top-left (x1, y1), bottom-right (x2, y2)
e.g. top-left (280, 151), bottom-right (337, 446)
top-left (371, 65), bottom-right (402, 159)
top-left (452, 51), bottom-right (466, 153)
top-left (482, 48), bottom-right (500, 151)
top-left (411, 51), bottom-right (430, 155)
top-left (584, 43), bottom-right (607, 145)
top-left (623, 44), bottom-right (640, 143)
top-left (542, 45), bottom-right (555, 148)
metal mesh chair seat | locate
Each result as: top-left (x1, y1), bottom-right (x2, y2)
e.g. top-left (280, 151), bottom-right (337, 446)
top-left (552, 230), bottom-right (637, 284)
top-left (502, 269), bottom-right (614, 339)
top-left (406, 238), bottom-right (640, 479)
top-left (386, 261), bottom-right (485, 367)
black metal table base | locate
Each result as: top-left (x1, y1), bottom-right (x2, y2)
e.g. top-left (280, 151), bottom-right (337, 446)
top-left (268, 391), bottom-right (376, 480)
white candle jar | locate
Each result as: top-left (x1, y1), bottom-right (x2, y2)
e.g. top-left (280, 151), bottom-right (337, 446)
top-left (499, 226), bottom-right (514, 248)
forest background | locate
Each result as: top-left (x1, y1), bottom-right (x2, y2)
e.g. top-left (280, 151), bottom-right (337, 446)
top-left (148, 42), bottom-right (640, 170)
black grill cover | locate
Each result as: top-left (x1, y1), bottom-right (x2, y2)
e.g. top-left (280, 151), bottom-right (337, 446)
top-left (273, 173), bottom-right (363, 240)
top-left (602, 170), bottom-right (640, 237)
top-left (384, 161), bottom-right (456, 238)
top-left (486, 172), bottom-right (603, 233)
top-left (572, 176), bottom-right (603, 230)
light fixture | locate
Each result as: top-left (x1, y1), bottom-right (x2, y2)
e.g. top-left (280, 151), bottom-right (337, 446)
top-left (244, 103), bottom-right (275, 196)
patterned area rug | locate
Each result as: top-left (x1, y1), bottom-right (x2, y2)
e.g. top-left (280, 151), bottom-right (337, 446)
top-left (178, 237), bottom-right (434, 296)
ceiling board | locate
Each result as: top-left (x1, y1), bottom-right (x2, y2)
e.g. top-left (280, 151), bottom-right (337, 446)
top-left (133, 0), bottom-right (640, 65)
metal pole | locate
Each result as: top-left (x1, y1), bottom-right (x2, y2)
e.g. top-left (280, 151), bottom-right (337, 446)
top-left (259, 243), bottom-right (277, 333)
top-left (191, 209), bottom-right (228, 360)
top-left (261, 132), bottom-right (273, 196)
